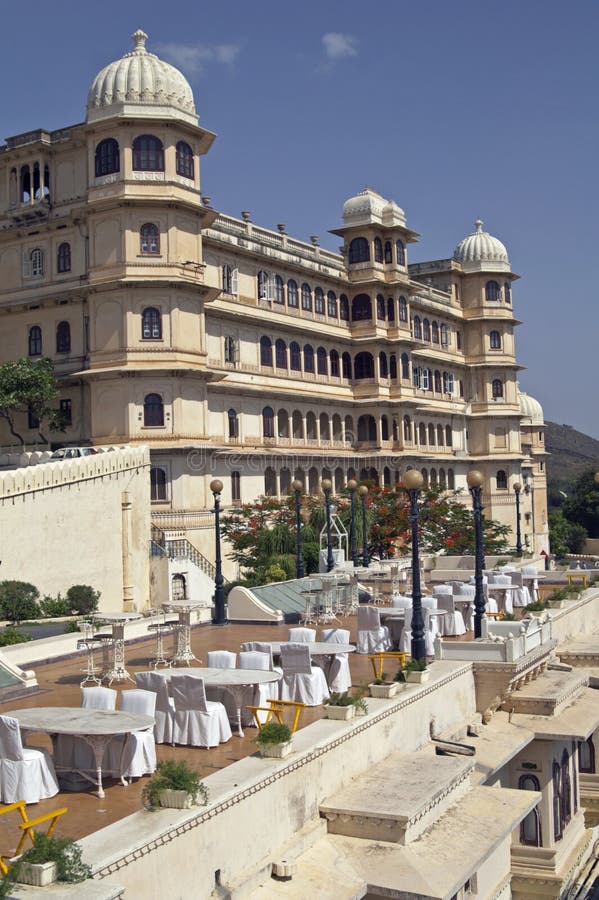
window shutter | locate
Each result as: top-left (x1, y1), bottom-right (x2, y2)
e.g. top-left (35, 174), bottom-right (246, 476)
top-left (22, 252), bottom-right (32, 278)
top-left (231, 268), bottom-right (238, 295)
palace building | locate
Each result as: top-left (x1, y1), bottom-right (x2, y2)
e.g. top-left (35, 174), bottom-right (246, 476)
top-left (0, 30), bottom-right (548, 563)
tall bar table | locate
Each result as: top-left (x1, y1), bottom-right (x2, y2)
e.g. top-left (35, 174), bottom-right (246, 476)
top-left (162, 600), bottom-right (202, 666)
top-left (92, 611), bottom-right (142, 685)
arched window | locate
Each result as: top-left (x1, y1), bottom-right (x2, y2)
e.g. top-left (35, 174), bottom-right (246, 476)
top-left (396, 240), bottom-right (405, 265)
top-left (561, 750), bottom-right (572, 828)
top-left (384, 241), bottom-right (392, 264)
top-left (330, 349), bottom-right (340, 377)
top-left (273, 275), bottom-right (284, 304)
top-left (150, 466), bottom-right (167, 501)
top-left (399, 296), bottom-right (408, 322)
top-left (376, 294), bottom-right (386, 320)
top-left (317, 347), bottom-right (327, 376)
top-left (437, 424), bottom-right (444, 446)
top-left (428, 424), bottom-right (435, 445)
top-left (423, 319), bottom-right (431, 341)
top-left (490, 330), bottom-right (501, 349)
top-left (231, 470), bottom-right (241, 502)
top-left (140, 223), bottom-right (160, 254)
top-left (290, 341), bottom-right (301, 371)
top-left (403, 416), bottom-right (412, 442)
top-left (379, 352), bottom-right (388, 378)
top-left (57, 242), bottom-right (71, 273)
top-left (387, 297), bottom-right (395, 322)
top-left (304, 344), bottom-right (314, 373)
top-left (342, 352), bottom-right (352, 380)
top-left (496, 470), bottom-right (507, 489)
top-left (352, 294), bottom-right (372, 321)
top-left (287, 279), bottom-right (298, 308)
top-left (142, 307), bottom-right (162, 339)
top-left (264, 467), bottom-right (277, 495)
top-left (327, 291), bottom-right (337, 317)
top-left (28, 325), bottom-right (42, 356)
top-left (95, 138), bottom-right (120, 177)
top-left (434, 370), bottom-right (442, 393)
top-left (301, 283), bottom-right (312, 311)
top-left (430, 467), bottom-right (437, 484)
top-left (401, 353), bottom-right (410, 379)
top-left (27, 248), bottom-right (44, 277)
top-left (422, 368), bottom-right (430, 390)
top-left (413, 316), bottom-right (422, 339)
top-left (257, 270), bottom-right (269, 300)
top-left (132, 135), bottom-right (164, 171)
top-left (56, 321), bottom-right (71, 353)
top-left (354, 352), bottom-right (374, 380)
top-left (492, 378), bottom-right (504, 399)
top-left (418, 423), bottom-right (426, 444)
top-left (519, 775), bottom-right (542, 846)
top-left (389, 354), bottom-right (397, 379)
top-left (176, 141), bottom-right (194, 179)
top-left (485, 280), bottom-right (500, 302)
top-left (227, 408), bottom-right (239, 438)
top-left (172, 573), bottom-right (186, 601)
top-left (222, 264), bottom-right (238, 295)
top-left (144, 393), bottom-right (164, 426)
top-left (443, 372), bottom-right (454, 394)
top-left (339, 294), bottom-right (350, 321)
top-left (320, 413), bottom-right (330, 440)
top-left (504, 282), bottom-right (511, 304)
top-left (314, 287), bottom-right (325, 315)
top-left (553, 762), bottom-right (562, 840)
top-left (374, 238), bottom-right (383, 263)
top-left (439, 467), bottom-right (446, 487)
top-left (447, 468), bottom-right (455, 489)
top-left (260, 336), bottom-right (272, 367)
top-left (224, 336), bottom-right (237, 364)
top-left (349, 237), bottom-right (370, 263)
top-left (431, 321), bottom-right (439, 344)
top-left (381, 417), bottom-right (389, 441)
top-left (262, 406), bottom-right (275, 438)
top-left (275, 339), bottom-right (287, 369)
top-left (579, 738), bottom-right (596, 773)
top-left (440, 323), bottom-right (448, 347)
top-left (446, 425), bottom-right (453, 447)
top-left (344, 416), bottom-right (354, 443)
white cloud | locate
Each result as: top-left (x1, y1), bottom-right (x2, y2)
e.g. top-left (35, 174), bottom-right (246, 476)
top-left (156, 42), bottom-right (241, 75)
top-left (322, 32), bottom-right (358, 61)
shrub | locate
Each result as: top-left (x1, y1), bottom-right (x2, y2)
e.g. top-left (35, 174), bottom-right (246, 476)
top-left (39, 593), bottom-right (71, 618)
top-left (13, 832), bottom-right (91, 883)
top-left (0, 628), bottom-right (32, 647)
top-left (326, 691), bottom-right (355, 707)
top-left (65, 585), bottom-right (100, 615)
top-left (256, 722), bottom-right (292, 745)
top-left (0, 581), bottom-right (40, 624)
top-left (141, 760), bottom-right (208, 811)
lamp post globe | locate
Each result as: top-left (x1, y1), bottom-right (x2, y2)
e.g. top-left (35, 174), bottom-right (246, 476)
top-left (210, 479), bottom-right (226, 626)
top-left (403, 470), bottom-right (425, 664)
top-left (321, 479), bottom-right (334, 572)
top-left (513, 482), bottom-right (523, 557)
top-left (466, 470), bottom-right (485, 638)
top-left (347, 479), bottom-right (359, 568)
top-left (358, 485), bottom-right (369, 568)
top-left (292, 480), bottom-right (305, 579)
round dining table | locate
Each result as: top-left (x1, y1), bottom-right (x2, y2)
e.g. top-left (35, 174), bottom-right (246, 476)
top-left (9, 707), bottom-right (154, 798)
top-left (153, 667), bottom-right (281, 737)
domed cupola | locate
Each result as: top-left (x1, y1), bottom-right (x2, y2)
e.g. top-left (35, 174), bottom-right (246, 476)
top-left (518, 390), bottom-right (545, 426)
top-left (342, 188), bottom-right (389, 226)
top-left (453, 220), bottom-right (510, 273)
top-left (86, 30), bottom-right (197, 126)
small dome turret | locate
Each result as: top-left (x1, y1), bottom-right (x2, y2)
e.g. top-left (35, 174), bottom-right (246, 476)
top-left (453, 220), bottom-right (510, 273)
top-left (342, 188), bottom-right (407, 228)
top-left (518, 390), bottom-right (544, 426)
top-left (86, 30), bottom-right (197, 125)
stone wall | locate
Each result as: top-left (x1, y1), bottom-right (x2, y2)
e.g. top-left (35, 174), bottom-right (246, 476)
top-left (0, 447), bottom-right (151, 612)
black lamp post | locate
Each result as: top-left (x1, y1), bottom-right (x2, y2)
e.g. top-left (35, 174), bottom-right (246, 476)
top-left (292, 479), bottom-right (305, 579)
top-left (210, 478), bottom-right (227, 626)
top-left (321, 479), bottom-right (334, 572)
top-left (513, 482), bottom-right (523, 557)
top-left (467, 470), bottom-right (485, 638)
top-left (404, 470), bottom-right (426, 664)
top-left (358, 485), bottom-right (369, 568)
top-left (347, 479), bottom-right (359, 567)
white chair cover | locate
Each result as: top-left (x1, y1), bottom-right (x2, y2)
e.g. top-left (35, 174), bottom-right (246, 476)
top-left (0, 716), bottom-right (59, 804)
top-left (392, 594), bottom-right (412, 609)
top-left (510, 571), bottom-right (532, 607)
top-left (320, 628), bottom-right (352, 692)
top-left (356, 606), bottom-right (392, 654)
top-left (205, 651), bottom-right (240, 720)
top-left (240, 642), bottom-right (282, 675)
top-left (399, 608), bottom-right (435, 655)
top-left (239, 651), bottom-right (280, 721)
top-left (288, 627), bottom-right (316, 643)
top-left (279, 644), bottom-right (329, 706)
top-left (207, 650), bottom-right (237, 668)
top-left (104, 689), bottom-right (157, 780)
top-left (435, 594), bottom-right (466, 636)
top-left (81, 686), bottom-right (117, 710)
top-left (135, 671), bottom-right (175, 744)
top-left (521, 566), bottom-right (539, 601)
top-left (170, 675), bottom-right (232, 747)
top-left (488, 574), bottom-right (514, 614)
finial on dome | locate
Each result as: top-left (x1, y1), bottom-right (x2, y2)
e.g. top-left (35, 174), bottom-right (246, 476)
top-left (132, 29), bottom-right (148, 52)
top-left (474, 219), bottom-right (484, 233)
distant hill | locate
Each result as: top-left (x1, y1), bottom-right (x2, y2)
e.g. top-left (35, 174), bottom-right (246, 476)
top-left (545, 421), bottom-right (599, 499)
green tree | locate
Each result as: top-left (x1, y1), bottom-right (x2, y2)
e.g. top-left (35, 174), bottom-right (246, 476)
top-left (0, 357), bottom-right (65, 445)
top-left (562, 469), bottom-right (599, 539)
top-left (65, 585), bottom-right (101, 615)
top-left (0, 581), bottom-right (40, 624)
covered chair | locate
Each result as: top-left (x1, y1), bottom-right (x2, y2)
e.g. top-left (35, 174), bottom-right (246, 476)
top-left (434, 594), bottom-right (466, 636)
top-left (104, 689), bottom-right (157, 781)
top-left (135, 671), bottom-right (175, 744)
top-left (320, 628), bottom-right (352, 693)
top-left (488, 573), bottom-right (514, 614)
top-left (206, 650), bottom-right (240, 721)
top-left (391, 594), bottom-right (412, 609)
top-left (55, 685), bottom-right (118, 770)
top-left (239, 650), bottom-right (280, 722)
top-left (288, 627), bottom-right (316, 643)
top-left (241, 641), bottom-right (282, 675)
top-left (510, 571), bottom-right (532, 607)
top-left (0, 715), bottom-right (59, 804)
top-left (450, 582), bottom-right (475, 631)
top-left (170, 675), bottom-right (232, 748)
top-left (279, 644), bottom-right (329, 706)
top-left (521, 566), bottom-right (539, 602)
top-left (399, 608), bottom-right (435, 656)
top-left (81, 686), bottom-right (117, 710)
top-left (356, 606), bottom-right (392, 654)
top-left (207, 650), bottom-right (237, 669)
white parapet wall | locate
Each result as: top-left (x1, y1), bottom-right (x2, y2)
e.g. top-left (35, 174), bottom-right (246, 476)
top-left (0, 447), bottom-right (151, 612)
top-left (435, 614), bottom-right (553, 663)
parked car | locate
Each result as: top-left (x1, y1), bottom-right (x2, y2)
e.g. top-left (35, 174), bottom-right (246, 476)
top-left (50, 447), bottom-right (99, 460)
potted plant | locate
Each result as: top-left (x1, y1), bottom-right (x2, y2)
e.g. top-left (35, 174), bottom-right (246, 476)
top-left (256, 722), bottom-right (293, 758)
top-left (404, 658), bottom-right (429, 684)
top-left (352, 686), bottom-right (369, 716)
top-left (141, 760), bottom-right (209, 811)
top-left (324, 691), bottom-right (355, 720)
top-left (11, 832), bottom-right (91, 887)
top-left (368, 672), bottom-right (400, 699)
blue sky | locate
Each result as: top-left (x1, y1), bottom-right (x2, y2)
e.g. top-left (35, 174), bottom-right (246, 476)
top-left (2, 1), bottom-right (597, 437)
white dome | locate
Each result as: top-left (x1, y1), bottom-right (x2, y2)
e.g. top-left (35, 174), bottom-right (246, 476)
top-left (86, 30), bottom-right (197, 125)
top-left (342, 188), bottom-right (406, 227)
top-left (453, 220), bottom-right (510, 273)
top-left (519, 391), bottom-right (544, 426)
